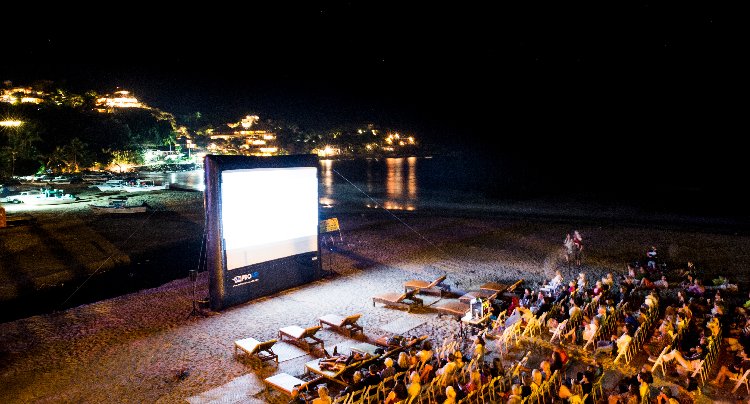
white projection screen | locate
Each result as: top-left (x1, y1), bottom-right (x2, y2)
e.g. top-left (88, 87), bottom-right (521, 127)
top-left (204, 154), bottom-right (322, 311)
top-left (221, 167), bottom-right (319, 269)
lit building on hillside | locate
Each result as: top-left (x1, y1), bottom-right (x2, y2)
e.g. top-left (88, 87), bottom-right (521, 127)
top-left (95, 90), bottom-right (146, 112)
top-left (1, 87), bottom-right (45, 104)
top-left (209, 115), bottom-right (279, 156)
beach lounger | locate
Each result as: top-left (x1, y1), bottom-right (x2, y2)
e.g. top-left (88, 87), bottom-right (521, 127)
top-left (278, 325), bottom-right (324, 353)
top-left (372, 288), bottom-right (424, 312)
top-left (233, 337), bottom-right (279, 364)
top-left (433, 300), bottom-right (469, 318)
top-left (305, 352), bottom-right (382, 386)
top-left (319, 313), bottom-right (363, 337)
top-left (404, 274), bottom-right (447, 296)
top-left (458, 289), bottom-right (498, 304)
top-left (263, 372), bottom-right (323, 398)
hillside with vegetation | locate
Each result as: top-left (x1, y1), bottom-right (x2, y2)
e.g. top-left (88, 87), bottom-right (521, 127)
top-left (1, 82), bottom-right (430, 178)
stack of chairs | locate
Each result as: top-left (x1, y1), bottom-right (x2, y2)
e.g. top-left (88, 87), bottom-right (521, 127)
top-left (497, 321), bottom-right (523, 355)
top-left (522, 311), bottom-right (547, 341)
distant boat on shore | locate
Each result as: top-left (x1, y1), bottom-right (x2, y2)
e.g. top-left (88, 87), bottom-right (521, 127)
top-left (95, 179), bottom-right (127, 191)
top-left (3, 188), bottom-right (77, 205)
top-left (122, 180), bottom-right (168, 192)
top-left (89, 200), bottom-right (148, 214)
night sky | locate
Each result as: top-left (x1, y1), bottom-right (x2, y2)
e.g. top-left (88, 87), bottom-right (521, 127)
top-left (1, 2), bottom-right (744, 195)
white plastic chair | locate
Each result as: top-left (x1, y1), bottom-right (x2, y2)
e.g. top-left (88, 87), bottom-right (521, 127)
top-left (731, 368), bottom-right (750, 394)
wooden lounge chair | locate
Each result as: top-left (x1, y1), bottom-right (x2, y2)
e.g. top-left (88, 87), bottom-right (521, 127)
top-left (319, 313), bottom-right (363, 337)
top-left (234, 337), bottom-right (279, 364)
top-left (433, 300), bottom-right (469, 318)
top-left (372, 288), bottom-right (424, 312)
top-left (278, 325), bottom-right (324, 353)
top-left (263, 372), bottom-right (323, 398)
top-left (458, 289), bottom-right (498, 304)
top-left (404, 274), bottom-right (447, 296)
top-left (305, 350), bottom-right (382, 386)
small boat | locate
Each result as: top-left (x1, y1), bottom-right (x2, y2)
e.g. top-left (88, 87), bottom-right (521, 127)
top-left (4, 188), bottom-right (77, 205)
top-left (122, 180), bottom-right (169, 192)
top-left (89, 200), bottom-right (148, 213)
top-left (95, 179), bottom-right (126, 191)
top-left (82, 173), bottom-right (111, 183)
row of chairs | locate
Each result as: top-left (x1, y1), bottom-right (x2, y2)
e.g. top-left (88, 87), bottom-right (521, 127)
top-left (585, 302), bottom-right (629, 352)
top-left (651, 316), bottom-right (692, 376)
top-left (331, 369), bottom-right (410, 404)
top-left (614, 300), bottom-right (660, 365)
top-left (520, 369), bottom-right (562, 404)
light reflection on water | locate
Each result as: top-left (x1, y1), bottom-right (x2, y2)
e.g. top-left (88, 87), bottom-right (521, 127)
top-left (152, 157), bottom-right (425, 210)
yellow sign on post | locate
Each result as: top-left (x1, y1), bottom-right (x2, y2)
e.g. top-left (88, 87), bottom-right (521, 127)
top-left (319, 217), bottom-right (340, 233)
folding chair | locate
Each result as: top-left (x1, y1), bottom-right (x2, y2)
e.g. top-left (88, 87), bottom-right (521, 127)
top-left (550, 319), bottom-right (568, 343)
top-left (731, 368), bottom-right (750, 394)
top-left (651, 346), bottom-right (670, 376)
top-left (690, 359), bottom-right (707, 386)
top-left (361, 384), bottom-right (380, 404)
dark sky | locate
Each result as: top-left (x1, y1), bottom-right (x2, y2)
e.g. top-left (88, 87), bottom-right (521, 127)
top-left (1, 2), bottom-right (744, 170)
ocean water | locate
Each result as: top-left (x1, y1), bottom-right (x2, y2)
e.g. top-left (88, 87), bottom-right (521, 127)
top-left (147, 154), bottom-right (748, 228)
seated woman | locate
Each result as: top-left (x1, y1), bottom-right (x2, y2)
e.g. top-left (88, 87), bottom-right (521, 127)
top-left (311, 385), bottom-right (332, 404)
top-left (531, 292), bottom-right (548, 315)
top-left (592, 280), bottom-right (604, 297)
top-left (384, 377), bottom-right (408, 404)
top-left (507, 384), bottom-right (524, 404)
top-left (710, 345), bottom-right (750, 386)
top-left (686, 279), bottom-right (705, 297)
top-left (470, 335), bottom-right (486, 365)
top-left (545, 270), bottom-right (564, 291)
top-left (559, 378), bottom-right (584, 404)
top-left (577, 272), bottom-right (588, 292)
top-left (581, 316), bottom-right (599, 346)
top-left (608, 377), bottom-right (639, 404)
top-left (550, 344), bottom-right (569, 372)
top-left (443, 386), bottom-right (458, 404)
top-left (597, 324), bottom-right (632, 356)
top-left (461, 369), bottom-right (483, 394)
top-left (336, 371), bottom-right (365, 399)
top-left (520, 288), bottom-right (534, 307)
top-left (661, 344), bottom-right (706, 374)
top-left (602, 272), bottom-right (615, 289)
top-left (652, 275), bottom-right (669, 289)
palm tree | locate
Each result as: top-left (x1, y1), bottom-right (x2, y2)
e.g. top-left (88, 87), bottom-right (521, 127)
top-left (63, 138), bottom-right (89, 172)
top-left (1, 122), bottom-right (41, 177)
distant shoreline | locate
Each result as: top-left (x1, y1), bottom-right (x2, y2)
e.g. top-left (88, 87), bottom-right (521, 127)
top-left (1, 184), bottom-right (747, 323)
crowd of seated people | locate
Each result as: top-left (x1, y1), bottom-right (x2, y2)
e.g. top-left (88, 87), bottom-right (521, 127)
top-left (313, 249), bottom-right (743, 404)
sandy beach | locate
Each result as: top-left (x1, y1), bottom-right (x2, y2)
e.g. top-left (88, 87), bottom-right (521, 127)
top-left (1, 186), bottom-right (749, 403)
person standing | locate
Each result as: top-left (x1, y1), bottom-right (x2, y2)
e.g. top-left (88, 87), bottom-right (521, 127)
top-left (573, 230), bottom-right (584, 267)
top-left (564, 233), bottom-right (575, 267)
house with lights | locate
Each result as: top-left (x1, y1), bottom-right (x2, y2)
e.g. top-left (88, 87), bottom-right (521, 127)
top-left (208, 115), bottom-right (279, 156)
top-left (1, 87), bottom-right (45, 104)
top-left (95, 90), bottom-right (146, 113)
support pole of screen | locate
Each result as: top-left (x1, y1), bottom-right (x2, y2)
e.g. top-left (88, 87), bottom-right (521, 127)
top-left (187, 270), bottom-right (207, 318)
